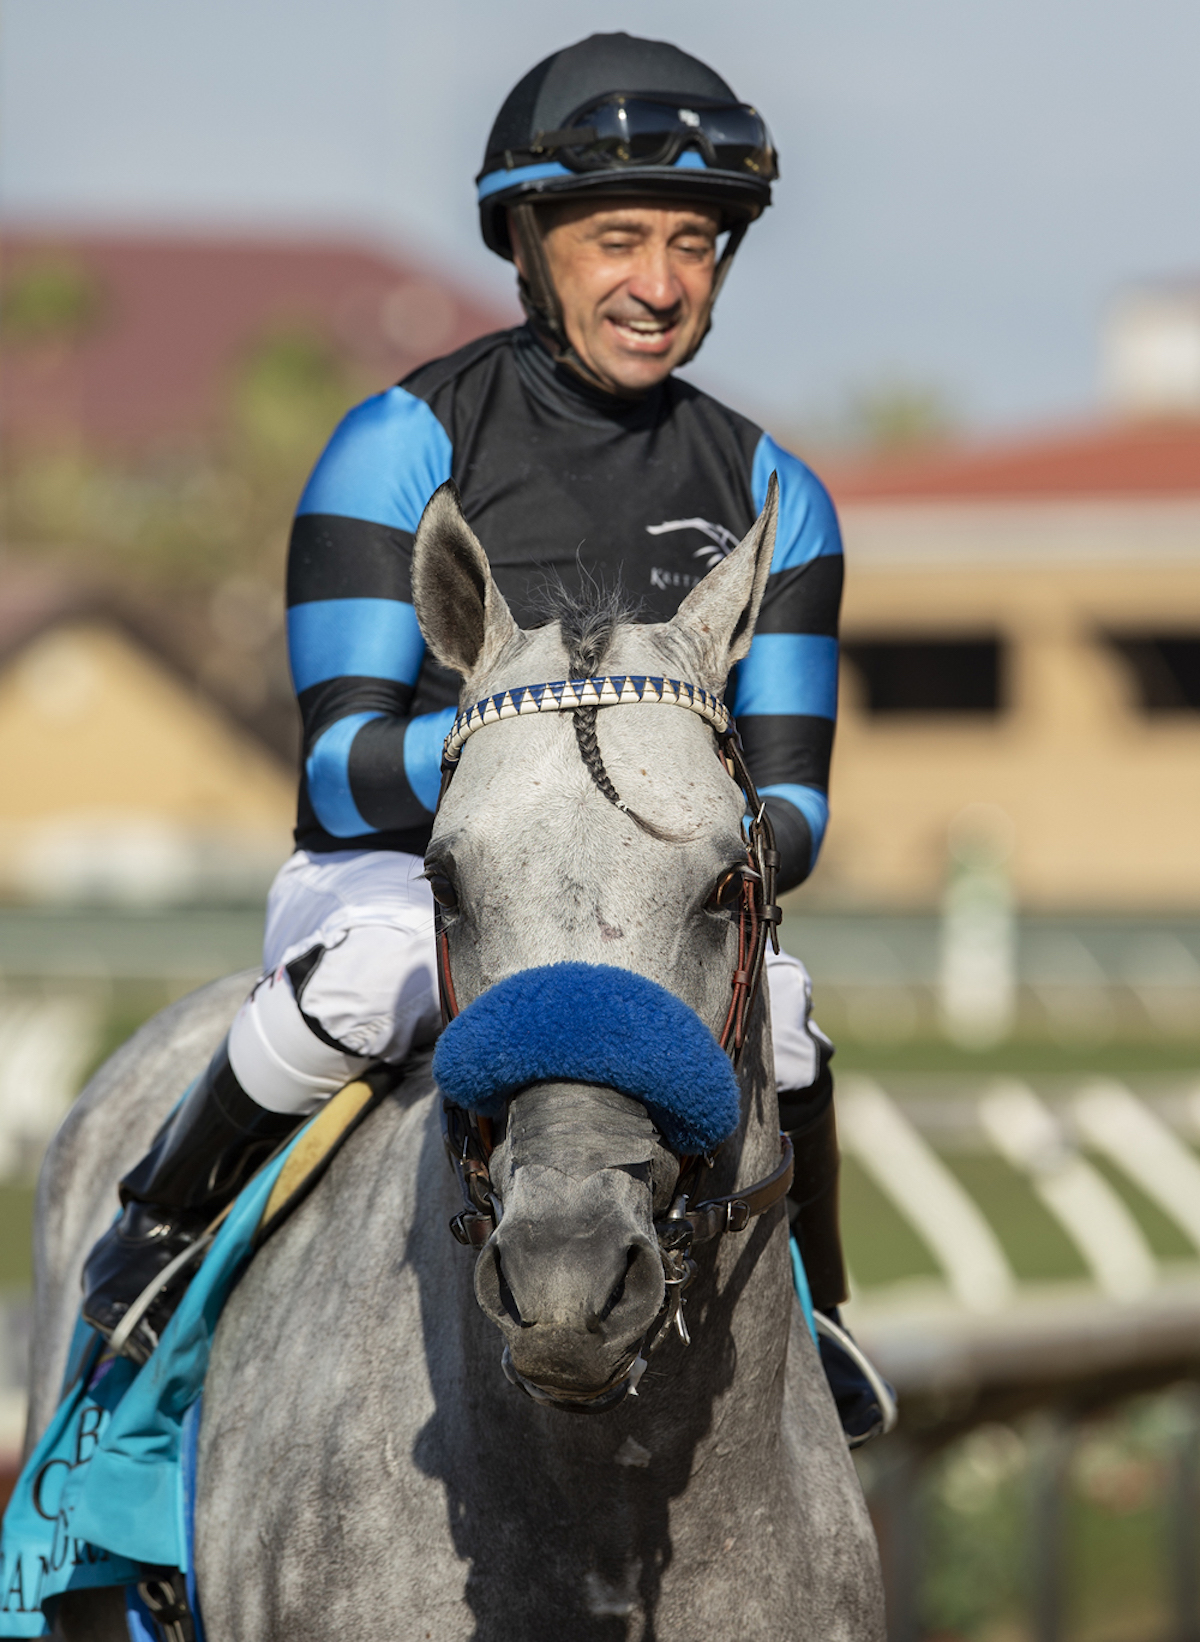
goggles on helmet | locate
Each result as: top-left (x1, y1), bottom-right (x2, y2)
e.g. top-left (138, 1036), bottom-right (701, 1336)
top-left (527, 93), bottom-right (778, 182)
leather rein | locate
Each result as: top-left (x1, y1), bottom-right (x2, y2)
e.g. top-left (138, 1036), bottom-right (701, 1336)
top-left (431, 673), bottom-right (795, 1409)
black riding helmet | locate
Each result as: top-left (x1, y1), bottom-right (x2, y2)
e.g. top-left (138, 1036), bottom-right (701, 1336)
top-left (477, 32), bottom-right (777, 380)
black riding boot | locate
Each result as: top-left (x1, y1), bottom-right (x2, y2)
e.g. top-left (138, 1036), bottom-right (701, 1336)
top-left (781, 1063), bottom-right (897, 1447)
top-left (82, 1038), bottom-right (301, 1364)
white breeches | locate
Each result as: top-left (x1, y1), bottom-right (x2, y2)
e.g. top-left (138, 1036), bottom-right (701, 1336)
top-left (228, 849), bottom-right (827, 1116)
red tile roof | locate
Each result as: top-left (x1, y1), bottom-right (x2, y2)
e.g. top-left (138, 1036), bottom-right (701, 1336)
top-left (0, 230), bottom-right (517, 449)
top-left (824, 420), bottom-right (1200, 503)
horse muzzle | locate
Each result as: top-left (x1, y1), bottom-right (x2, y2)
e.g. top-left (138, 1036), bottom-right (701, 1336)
top-left (473, 1176), bottom-right (666, 1403)
top-left (500, 1342), bottom-right (649, 1413)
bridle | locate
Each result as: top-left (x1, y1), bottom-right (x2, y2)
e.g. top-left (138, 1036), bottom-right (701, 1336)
top-left (432, 672), bottom-right (795, 1411)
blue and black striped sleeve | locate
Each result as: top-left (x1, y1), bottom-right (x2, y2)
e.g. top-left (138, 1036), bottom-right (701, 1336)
top-left (730, 433), bottom-right (843, 893)
top-left (287, 387), bottom-right (454, 847)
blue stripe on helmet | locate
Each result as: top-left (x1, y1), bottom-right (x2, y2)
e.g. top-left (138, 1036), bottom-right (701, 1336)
top-left (477, 161), bottom-right (574, 201)
top-left (477, 148), bottom-right (712, 203)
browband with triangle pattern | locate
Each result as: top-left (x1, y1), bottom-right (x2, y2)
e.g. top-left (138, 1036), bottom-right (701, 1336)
top-left (442, 675), bottom-right (731, 765)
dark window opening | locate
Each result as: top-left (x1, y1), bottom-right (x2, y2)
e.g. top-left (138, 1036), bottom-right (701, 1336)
top-left (1107, 634), bottom-right (1200, 713)
top-left (842, 636), bottom-right (1004, 716)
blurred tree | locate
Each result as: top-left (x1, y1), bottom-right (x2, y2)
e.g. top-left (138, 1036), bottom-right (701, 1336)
top-left (0, 323), bottom-right (372, 761)
top-left (232, 329), bottom-right (358, 462)
top-left (0, 257), bottom-right (107, 346)
top-left (2, 326), bottom-right (364, 582)
top-left (772, 378), bottom-right (959, 466)
top-left (848, 379), bottom-right (956, 450)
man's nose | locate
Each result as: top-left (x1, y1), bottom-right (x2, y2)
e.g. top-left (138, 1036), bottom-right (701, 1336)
top-left (624, 247), bottom-right (683, 313)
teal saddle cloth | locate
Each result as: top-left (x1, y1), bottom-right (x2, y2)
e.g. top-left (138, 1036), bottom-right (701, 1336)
top-left (0, 1144), bottom-right (294, 1637)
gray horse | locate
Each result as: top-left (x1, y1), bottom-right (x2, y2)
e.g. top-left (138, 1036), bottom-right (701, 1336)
top-left (28, 483), bottom-right (884, 1641)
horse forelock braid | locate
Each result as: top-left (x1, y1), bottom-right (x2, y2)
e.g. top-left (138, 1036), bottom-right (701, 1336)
top-left (543, 580), bottom-right (684, 845)
top-left (571, 706), bottom-right (625, 810)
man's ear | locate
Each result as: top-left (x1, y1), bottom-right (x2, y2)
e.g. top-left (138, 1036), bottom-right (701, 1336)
top-left (412, 481), bottom-right (517, 680)
top-left (669, 474), bottom-right (779, 682)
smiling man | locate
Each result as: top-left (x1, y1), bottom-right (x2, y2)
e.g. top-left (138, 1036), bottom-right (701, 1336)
top-left (81, 32), bottom-right (892, 1445)
top-left (521, 199), bottom-right (722, 392)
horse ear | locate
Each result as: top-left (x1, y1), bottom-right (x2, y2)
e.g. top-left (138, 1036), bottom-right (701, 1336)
top-left (413, 481), bottom-right (517, 679)
top-left (669, 473), bottom-right (778, 680)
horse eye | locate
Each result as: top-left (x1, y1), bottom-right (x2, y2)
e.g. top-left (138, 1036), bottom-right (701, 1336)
top-left (426, 872), bottom-right (459, 911)
top-left (706, 868), bottom-right (743, 914)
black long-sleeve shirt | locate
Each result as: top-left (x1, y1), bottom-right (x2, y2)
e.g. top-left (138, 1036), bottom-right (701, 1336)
top-left (287, 324), bottom-right (843, 891)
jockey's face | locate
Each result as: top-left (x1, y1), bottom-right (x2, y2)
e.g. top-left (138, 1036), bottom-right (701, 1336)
top-left (511, 199), bottom-right (720, 396)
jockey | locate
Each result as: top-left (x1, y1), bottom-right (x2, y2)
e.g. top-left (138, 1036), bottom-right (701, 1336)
top-left (83, 32), bottom-right (891, 1444)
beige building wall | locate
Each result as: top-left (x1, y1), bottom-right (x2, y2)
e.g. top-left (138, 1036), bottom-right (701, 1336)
top-left (811, 500), bottom-right (1200, 911)
top-left (0, 620), bottom-right (295, 902)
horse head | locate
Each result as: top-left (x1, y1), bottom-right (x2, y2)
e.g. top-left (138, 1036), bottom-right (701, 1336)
top-left (412, 476), bottom-right (780, 1408)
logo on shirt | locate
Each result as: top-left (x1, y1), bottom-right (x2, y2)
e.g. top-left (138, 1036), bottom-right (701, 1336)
top-left (645, 517), bottom-right (741, 591)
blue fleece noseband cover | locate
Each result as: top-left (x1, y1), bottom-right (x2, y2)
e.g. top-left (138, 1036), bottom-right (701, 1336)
top-left (432, 962), bottom-right (741, 1156)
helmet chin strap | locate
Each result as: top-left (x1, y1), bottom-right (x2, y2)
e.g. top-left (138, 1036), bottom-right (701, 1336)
top-left (511, 202), bottom-right (615, 396)
top-left (679, 218), bottom-right (747, 365)
top-left (509, 201), bottom-right (748, 396)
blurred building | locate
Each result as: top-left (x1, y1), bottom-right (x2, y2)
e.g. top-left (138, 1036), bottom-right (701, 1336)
top-left (818, 420), bottom-right (1200, 912)
top-left (0, 229), bottom-right (514, 449)
top-left (1104, 282), bottom-right (1200, 420)
top-left (0, 568), bottom-right (294, 906)
top-left (0, 227), bottom-right (516, 910)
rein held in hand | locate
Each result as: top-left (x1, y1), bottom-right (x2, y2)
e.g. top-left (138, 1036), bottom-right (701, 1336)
top-left (432, 673), bottom-right (794, 1413)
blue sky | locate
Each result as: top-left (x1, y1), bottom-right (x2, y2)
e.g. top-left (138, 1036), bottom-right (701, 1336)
top-left (4, 0), bottom-right (1199, 434)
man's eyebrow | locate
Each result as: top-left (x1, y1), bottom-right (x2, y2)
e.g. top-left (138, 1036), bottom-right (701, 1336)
top-left (587, 216), bottom-right (718, 237)
top-left (588, 217), bottom-right (651, 234)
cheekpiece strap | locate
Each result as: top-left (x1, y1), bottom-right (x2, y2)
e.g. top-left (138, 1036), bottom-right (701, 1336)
top-left (442, 674), bottom-right (731, 766)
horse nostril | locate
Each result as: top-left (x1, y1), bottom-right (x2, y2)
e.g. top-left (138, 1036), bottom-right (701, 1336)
top-left (475, 1242), bottom-right (536, 1329)
top-left (493, 1250), bottom-right (530, 1328)
top-left (596, 1246), bottom-right (639, 1327)
top-left (476, 1217), bottom-right (665, 1354)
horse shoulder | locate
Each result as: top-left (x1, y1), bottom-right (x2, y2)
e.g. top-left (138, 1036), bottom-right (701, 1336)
top-left (26, 972), bottom-right (254, 1450)
top-left (195, 1068), bottom-right (480, 1640)
top-left (779, 1316), bottom-right (887, 1641)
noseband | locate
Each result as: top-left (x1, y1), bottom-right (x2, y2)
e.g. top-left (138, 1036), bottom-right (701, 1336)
top-left (433, 672), bottom-right (794, 1412)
